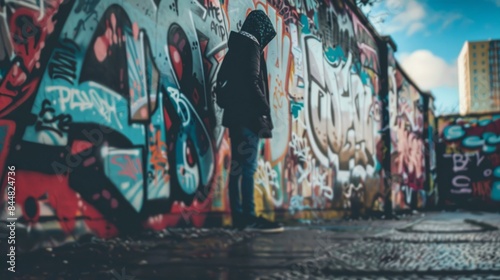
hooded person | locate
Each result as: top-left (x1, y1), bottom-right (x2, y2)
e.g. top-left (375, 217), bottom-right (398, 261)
top-left (216, 10), bottom-right (283, 233)
top-left (240, 9), bottom-right (277, 52)
top-left (217, 10), bottom-right (276, 138)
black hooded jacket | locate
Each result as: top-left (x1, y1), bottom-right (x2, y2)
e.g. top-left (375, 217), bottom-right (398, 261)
top-left (217, 11), bottom-right (276, 138)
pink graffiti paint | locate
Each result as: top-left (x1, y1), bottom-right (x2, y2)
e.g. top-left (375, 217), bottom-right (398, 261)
top-left (94, 13), bottom-right (124, 62)
top-left (102, 189), bottom-right (111, 199)
top-left (169, 45), bottom-right (183, 80)
top-left (111, 198), bottom-right (119, 209)
top-left (111, 155), bottom-right (142, 180)
top-left (83, 157), bottom-right (96, 167)
top-left (132, 22), bottom-right (139, 40)
top-left (71, 140), bottom-right (93, 155)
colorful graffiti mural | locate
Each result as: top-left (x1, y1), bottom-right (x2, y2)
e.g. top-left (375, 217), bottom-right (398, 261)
top-left (0, 0), bottom-right (437, 251)
top-left (425, 95), bottom-right (438, 207)
top-left (389, 62), bottom-right (426, 210)
top-left (1, 0), bottom-right (226, 250)
top-left (437, 114), bottom-right (500, 208)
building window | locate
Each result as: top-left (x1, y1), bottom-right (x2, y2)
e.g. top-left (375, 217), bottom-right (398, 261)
top-left (473, 45), bottom-right (476, 49)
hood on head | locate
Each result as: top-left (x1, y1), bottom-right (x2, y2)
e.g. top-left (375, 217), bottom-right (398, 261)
top-left (240, 10), bottom-right (276, 49)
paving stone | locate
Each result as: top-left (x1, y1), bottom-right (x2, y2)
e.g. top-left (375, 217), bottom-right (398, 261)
top-left (3, 212), bottom-right (500, 279)
top-left (267, 215), bottom-right (500, 279)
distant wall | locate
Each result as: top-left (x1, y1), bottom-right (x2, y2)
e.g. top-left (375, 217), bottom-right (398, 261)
top-left (437, 113), bottom-right (500, 208)
top-left (388, 59), bottom-right (427, 210)
top-left (425, 98), bottom-right (438, 207)
top-left (0, 0), bottom-right (434, 251)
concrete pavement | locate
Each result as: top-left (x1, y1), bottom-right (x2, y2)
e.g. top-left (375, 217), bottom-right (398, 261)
top-left (3, 211), bottom-right (500, 279)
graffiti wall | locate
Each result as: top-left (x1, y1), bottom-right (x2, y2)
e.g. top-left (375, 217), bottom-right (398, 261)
top-left (1, 0), bottom-right (228, 251)
top-left (425, 96), bottom-right (438, 207)
top-left (437, 114), bottom-right (500, 209)
top-left (389, 63), bottom-right (426, 210)
top-left (0, 0), bottom-right (421, 250)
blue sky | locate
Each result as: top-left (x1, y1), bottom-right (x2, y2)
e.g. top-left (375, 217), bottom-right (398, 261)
top-left (363, 0), bottom-right (500, 115)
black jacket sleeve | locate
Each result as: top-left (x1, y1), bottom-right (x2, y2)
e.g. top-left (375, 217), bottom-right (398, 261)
top-left (245, 46), bottom-right (270, 115)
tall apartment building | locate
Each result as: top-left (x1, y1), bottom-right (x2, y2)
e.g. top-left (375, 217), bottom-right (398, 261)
top-left (458, 39), bottom-right (500, 115)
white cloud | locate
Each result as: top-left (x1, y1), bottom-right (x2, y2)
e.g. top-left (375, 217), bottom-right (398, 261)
top-left (386, 0), bottom-right (405, 10)
top-left (440, 13), bottom-right (462, 31)
top-left (382, 0), bottom-right (426, 36)
top-left (490, 0), bottom-right (500, 7)
top-left (399, 50), bottom-right (458, 90)
top-left (397, 0), bottom-right (425, 22)
top-left (408, 22), bottom-right (425, 35)
top-left (371, 0), bottom-right (467, 36)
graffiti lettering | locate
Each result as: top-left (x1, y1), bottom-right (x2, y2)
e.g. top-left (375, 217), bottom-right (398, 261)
top-left (47, 84), bottom-right (124, 129)
top-left (472, 181), bottom-right (491, 199)
top-left (35, 99), bottom-right (72, 138)
top-left (0, 0), bottom-right (446, 250)
top-left (48, 39), bottom-right (79, 84)
top-left (255, 159), bottom-right (283, 207)
top-left (439, 115), bottom-right (500, 204)
top-left (289, 133), bottom-right (310, 162)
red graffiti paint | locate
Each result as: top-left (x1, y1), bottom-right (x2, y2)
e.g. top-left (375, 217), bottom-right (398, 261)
top-left (472, 181), bottom-right (492, 200)
top-left (71, 140), bottom-right (93, 155)
top-left (169, 46), bottom-right (183, 80)
top-left (0, 3), bottom-right (63, 117)
top-left (143, 199), bottom-right (210, 230)
top-left (9, 170), bottom-right (117, 237)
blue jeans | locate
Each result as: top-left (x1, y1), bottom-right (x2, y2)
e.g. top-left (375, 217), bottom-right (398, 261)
top-left (228, 126), bottom-right (259, 220)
